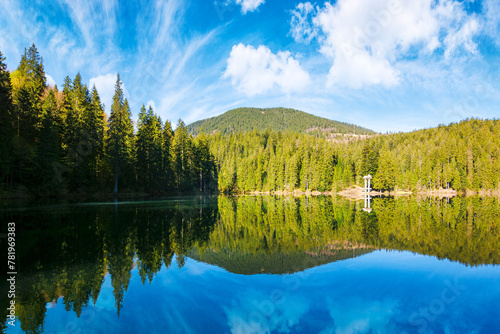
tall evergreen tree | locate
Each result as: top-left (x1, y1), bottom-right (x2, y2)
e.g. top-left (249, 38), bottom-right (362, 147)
top-left (173, 119), bottom-right (193, 190)
top-left (136, 105), bottom-right (163, 191)
top-left (81, 84), bottom-right (107, 189)
top-left (9, 44), bottom-right (46, 185)
top-left (373, 150), bottom-right (396, 190)
top-left (35, 89), bottom-right (63, 193)
top-left (162, 120), bottom-right (174, 191)
top-left (65, 73), bottom-right (92, 190)
top-left (193, 130), bottom-right (216, 192)
top-left (106, 74), bottom-right (135, 194)
top-left (12, 43), bottom-right (46, 143)
top-left (360, 141), bottom-right (379, 178)
top-left (0, 51), bottom-right (14, 188)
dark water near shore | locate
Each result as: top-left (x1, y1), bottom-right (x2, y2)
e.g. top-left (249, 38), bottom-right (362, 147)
top-left (1, 195), bottom-right (500, 333)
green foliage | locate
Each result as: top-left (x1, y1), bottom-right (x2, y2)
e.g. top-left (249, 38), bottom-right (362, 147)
top-left (162, 120), bottom-right (174, 190)
top-left (0, 51), bottom-right (14, 188)
top-left (208, 118), bottom-right (500, 193)
top-left (9, 44), bottom-right (46, 187)
top-left (186, 107), bottom-right (375, 136)
top-left (5, 194), bottom-right (500, 328)
top-left (107, 74), bottom-right (135, 192)
top-left (12, 43), bottom-right (46, 144)
top-left (1, 44), bottom-right (499, 196)
top-left (136, 105), bottom-right (164, 192)
top-left (360, 141), bottom-right (379, 177)
top-left (173, 119), bottom-right (195, 190)
top-left (373, 150), bottom-right (395, 190)
top-left (35, 90), bottom-right (63, 193)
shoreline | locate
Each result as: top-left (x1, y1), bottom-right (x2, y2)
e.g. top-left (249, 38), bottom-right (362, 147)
top-left (1, 187), bottom-right (499, 200)
top-left (237, 186), bottom-right (500, 198)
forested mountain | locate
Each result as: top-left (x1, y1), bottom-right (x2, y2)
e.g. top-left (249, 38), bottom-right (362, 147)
top-left (208, 118), bottom-right (500, 193)
top-left (186, 107), bottom-right (375, 136)
top-left (188, 248), bottom-right (373, 275)
top-left (1, 44), bottom-right (499, 197)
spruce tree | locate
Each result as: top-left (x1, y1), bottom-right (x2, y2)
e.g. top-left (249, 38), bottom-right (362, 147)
top-left (136, 105), bottom-right (163, 191)
top-left (12, 43), bottom-right (46, 144)
top-left (86, 85), bottom-right (106, 188)
top-left (107, 74), bottom-right (135, 194)
top-left (173, 119), bottom-right (193, 190)
top-left (0, 51), bottom-right (14, 188)
top-left (36, 89), bottom-right (63, 193)
top-left (162, 120), bottom-right (174, 191)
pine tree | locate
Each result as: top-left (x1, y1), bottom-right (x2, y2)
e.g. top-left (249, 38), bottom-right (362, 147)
top-left (0, 51), bottom-right (14, 188)
top-left (35, 89), bottom-right (63, 193)
top-left (162, 120), bottom-right (174, 191)
top-left (360, 141), bottom-right (379, 177)
top-left (373, 150), bottom-right (396, 190)
top-left (107, 74), bottom-right (135, 194)
top-left (136, 105), bottom-right (163, 191)
top-left (10, 44), bottom-right (46, 185)
top-left (85, 85), bottom-right (106, 188)
top-left (194, 130), bottom-right (216, 192)
top-left (12, 43), bottom-right (46, 144)
top-left (173, 119), bottom-right (193, 190)
top-left (65, 73), bottom-right (92, 190)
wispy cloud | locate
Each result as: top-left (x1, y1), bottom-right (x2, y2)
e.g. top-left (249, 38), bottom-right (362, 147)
top-left (290, 2), bottom-right (317, 44)
top-left (130, 0), bottom-right (220, 120)
top-left (224, 289), bottom-right (310, 334)
top-left (483, 0), bottom-right (500, 45)
top-left (1, 0), bottom-right (498, 132)
top-left (56, 0), bottom-right (118, 50)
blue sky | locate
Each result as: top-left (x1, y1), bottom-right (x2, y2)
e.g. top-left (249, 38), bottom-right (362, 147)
top-left (0, 0), bottom-right (499, 132)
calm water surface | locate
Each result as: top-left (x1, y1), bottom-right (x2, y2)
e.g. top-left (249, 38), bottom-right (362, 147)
top-left (1, 195), bottom-right (499, 333)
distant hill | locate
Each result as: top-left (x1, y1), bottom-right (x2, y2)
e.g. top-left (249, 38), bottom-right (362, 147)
top-left (187, 247), bottom-right (374, 275)
top-left (186, 107), bottom-right (375, 135)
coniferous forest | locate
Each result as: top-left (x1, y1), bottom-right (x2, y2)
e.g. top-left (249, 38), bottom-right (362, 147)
top-left (0, 45), bottom-right (217, 196)
top-left (1, 44), bottom-right (499, 197)
top-left (210, 119), bottom-right (500, 193)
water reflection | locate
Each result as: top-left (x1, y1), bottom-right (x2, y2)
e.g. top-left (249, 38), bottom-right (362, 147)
top-left (1, 195), bottom-right (499, 333)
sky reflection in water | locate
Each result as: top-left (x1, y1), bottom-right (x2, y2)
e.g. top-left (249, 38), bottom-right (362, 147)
top-left (8, 251), bottom-right (497, 334)
top-left (4, 196), bottom-right (500, 333)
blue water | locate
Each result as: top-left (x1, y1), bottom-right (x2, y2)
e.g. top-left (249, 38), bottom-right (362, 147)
top-left (8, 250), bottom-right (499, 334)
top-left (3, 195), bottom-right (500, 333)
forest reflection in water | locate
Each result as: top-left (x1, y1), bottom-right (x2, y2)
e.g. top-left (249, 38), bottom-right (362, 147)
top-left (1, 195), bottom-right (499, 333)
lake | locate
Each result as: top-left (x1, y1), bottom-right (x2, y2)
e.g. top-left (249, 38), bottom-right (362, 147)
top-left (2, 195), bottom-right (500, 333)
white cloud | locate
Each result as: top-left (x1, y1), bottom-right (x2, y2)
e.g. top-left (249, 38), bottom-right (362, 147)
top-left (46, 74), bottom-right (57, 87)
top-left (294, 0), bottom-right (481, 89)
top-left (223, 43), bottom-right (310, 96)
top-left (224, 289), bottom-right (310, 334)
top-left (146, 100), bottom-right (157, 112)
top-left (89, 73), bottom-right (129, 113)
top-left (324, 297), bottom-right (398, 334)
top-left (483, 0), bottom-right (500, 45)
top-left (236, 0), bottom-right (265, 14)
top-left (290, 2), bottom-right (318, 44)
top-left (444, 17), bottom-right (480, 59)
top-left (57, 0), bottom-right (118, 49)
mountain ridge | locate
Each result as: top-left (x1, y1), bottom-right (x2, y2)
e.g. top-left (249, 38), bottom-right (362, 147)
top-left (186, 107), bottom-right (375, 135)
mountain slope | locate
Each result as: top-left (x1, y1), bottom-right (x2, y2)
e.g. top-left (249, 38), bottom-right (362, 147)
top-left (186, 107), bottom-right (375, 135)
top-left (187, 247), bottom-right (374, 275)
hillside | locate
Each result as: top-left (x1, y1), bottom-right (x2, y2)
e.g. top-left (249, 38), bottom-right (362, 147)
top-left (186, 107), bottom-right (375, 135)
top-left (208, 117), bottom-right (500, 193)
top-left (187, 247), bottom-right (374, 275)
